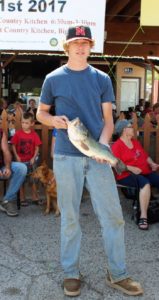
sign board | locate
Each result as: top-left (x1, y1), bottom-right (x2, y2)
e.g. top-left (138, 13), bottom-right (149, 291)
top-left (124, 67), bottom-right (133, 74)
top-left (140, 0), bottom-right (159, 26)
top-left (0, 0), bottom-right (106, 53)
top-left (11, 83), bottom-right (20, 89)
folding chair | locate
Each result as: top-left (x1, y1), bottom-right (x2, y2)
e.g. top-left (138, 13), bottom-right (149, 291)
top-left (116, 175), bottom-right (140, 224)
top-left (0, 178), bottom-right (21, 210)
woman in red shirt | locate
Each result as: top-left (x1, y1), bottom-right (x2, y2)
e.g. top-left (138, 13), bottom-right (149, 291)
top-left (111, 119), bottom-right (159, 230)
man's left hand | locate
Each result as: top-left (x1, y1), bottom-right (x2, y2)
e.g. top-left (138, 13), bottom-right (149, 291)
top-left (2, 167), bottom-right (11, 178)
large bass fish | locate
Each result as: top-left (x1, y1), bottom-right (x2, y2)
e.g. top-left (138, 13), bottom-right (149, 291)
top-left (67, 117), bottom-right (127, 174)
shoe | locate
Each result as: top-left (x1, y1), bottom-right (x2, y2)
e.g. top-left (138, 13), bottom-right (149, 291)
top-left (21, 200), bottom-right (29, 207)
top-left (38, 199), bottom-right (44, 206)
top-left (64, 278), bottom-right (81, 297)
top-left (0, 201), bottom-right (18, 217)
top-left (106, 273), bottom-right (143, 296)
top-left (138, 218), bottom-right (149, 230)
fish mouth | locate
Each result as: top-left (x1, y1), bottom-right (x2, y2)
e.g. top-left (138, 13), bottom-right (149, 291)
top-left (69, 117), bottom-right (80, 126)
top-left (68, 117), bottom-right (88, 141)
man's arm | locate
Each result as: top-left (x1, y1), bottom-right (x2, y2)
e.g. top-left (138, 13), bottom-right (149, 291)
top-left (99, 102), bottom-right (114, 145)
top-left (36, 103), bottom-right (69, 129)
top-left (92, 102), bottom-right (114, 164)
top-left (1, 131), bottom-right (12, 177)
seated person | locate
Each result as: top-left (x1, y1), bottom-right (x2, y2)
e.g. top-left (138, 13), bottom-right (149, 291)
top-left (143, 101), bottom-right (152, 114)
top-left (14, 100), bottom-right (24, 115)
top-left (27, 98), bottom-right (37, 121)
top-left (113, 110), bottom-right (131, 141)
top-left (111, 119), bottom-right (159, 231)
top-left (11, 112), bottom-right (42, 206)
top-left (149, 102), bottom-right (159, 127)
top-left (0, 129), bottom-right (27, 217)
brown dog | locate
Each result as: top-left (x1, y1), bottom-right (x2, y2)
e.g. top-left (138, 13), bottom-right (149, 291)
top-left (31, 161), bottom-right (60, 216)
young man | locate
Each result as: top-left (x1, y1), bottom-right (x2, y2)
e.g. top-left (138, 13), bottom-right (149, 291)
top-left (0, 129), bottom-right (27, 216)
top-left (37, 26), bottom-right (143, 297)
top-left (11, 112), bottom-right (42, 205)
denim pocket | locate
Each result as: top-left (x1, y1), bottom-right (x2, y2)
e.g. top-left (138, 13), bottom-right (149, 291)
top-left (54, 155), bottom-right (67, 162)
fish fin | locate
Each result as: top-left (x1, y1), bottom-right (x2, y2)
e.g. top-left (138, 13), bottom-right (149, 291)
top-left (80, 142), bottom-right (89, 151)
top-left (114, 159), bottom-right (127, 175)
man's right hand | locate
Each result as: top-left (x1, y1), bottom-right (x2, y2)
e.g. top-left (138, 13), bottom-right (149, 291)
top-left (53, 116), bottom-right (69, 129)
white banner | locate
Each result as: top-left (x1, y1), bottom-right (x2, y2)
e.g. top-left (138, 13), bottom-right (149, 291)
top-left (140, 0), bottom-right (159, 26)
top-left (0, 0), bottom-right (106, 53)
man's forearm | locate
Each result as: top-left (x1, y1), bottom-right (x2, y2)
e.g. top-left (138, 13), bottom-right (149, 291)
top-left (4, 150), bottom-right (11, 168)
top-left (36, 110), bottom-right (54, 127)
top-left (99, 123), bottom-right (114, 145)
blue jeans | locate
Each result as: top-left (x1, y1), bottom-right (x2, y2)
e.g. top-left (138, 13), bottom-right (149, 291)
top-left (53, 155), bottom-right (128, 282)
top-left (0, 162), bottom-right (27, 201)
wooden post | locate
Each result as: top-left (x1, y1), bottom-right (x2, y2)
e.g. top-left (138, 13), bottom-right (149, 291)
top-left (151, 66), bottom-right (155, 104)
top-left (0, 63), bottom-right (2, 99)
top-left (15, 109), bottom-right (22, 130)
top-left (132, 112), bottom-right (138, 138)
top-left (156, 121), bottom-right (159, 163)
top-left (143, 113), bottom-right (151, 154)
top-left (41, 124), bottom-right (49, 162)
top-left (1, 109), bottom-right (8, 135)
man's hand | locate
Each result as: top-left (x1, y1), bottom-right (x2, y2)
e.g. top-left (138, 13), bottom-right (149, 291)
top-left (92, 156), bottom-right (108, 164)
top-left (1, 167), bottom-right (11, 178)
top-left (92, 144), bottom-right (110, 164)
top-left (53, 116), bottom-right (69, 129)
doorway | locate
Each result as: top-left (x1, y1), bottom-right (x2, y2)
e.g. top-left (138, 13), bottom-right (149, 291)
top-left (120, 78), bottom-right (140, 111)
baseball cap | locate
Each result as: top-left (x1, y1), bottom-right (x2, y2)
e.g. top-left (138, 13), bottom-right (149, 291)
top-left (64, 25), bottom-right (94, 45)
top-left (115, 119), bottom-right (133, 136)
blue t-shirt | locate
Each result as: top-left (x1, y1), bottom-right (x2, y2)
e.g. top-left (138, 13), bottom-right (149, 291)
top-left (40, 65), bottom-right (115, 156)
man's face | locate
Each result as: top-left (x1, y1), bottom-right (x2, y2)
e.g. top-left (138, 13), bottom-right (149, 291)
top-left (68, 39), bottom-right (91, 59)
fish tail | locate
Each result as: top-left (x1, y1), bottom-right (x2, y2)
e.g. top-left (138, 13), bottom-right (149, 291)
top-left (114, 159), bottom-right (127, 175)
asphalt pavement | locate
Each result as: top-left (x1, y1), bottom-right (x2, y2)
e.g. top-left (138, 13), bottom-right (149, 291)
top-left (0, 186), bottom-right (159, 300)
